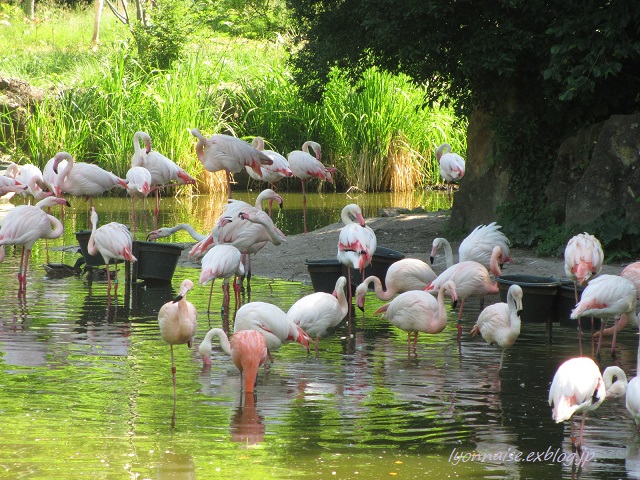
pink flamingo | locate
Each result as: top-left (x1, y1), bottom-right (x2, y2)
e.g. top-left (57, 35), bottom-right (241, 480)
top-left (247, 137), bottom-right (293, 213)
top-left (287, 276), bottom-right (349, 356)
top-left (131, 131), bottom-right (195, 220)
top-left (87, 207), bottom-right (137, 296)
top-left (0, 196), bottom-right (70, 292)
top-left (287, 141), bottom-right (334, 233)
top-left (549, 357), bottom-right (627, 452)
top-left (337, 203), bottom-right (377, 321)
top-left (424, 246), bottom-right (502, 337)
top-left (430, 222), bottom-right (514, 270)
top-left (435, 143), bottom-right (465, 197)
top-left (190, 128), bottom-right (273, 199)
top-left (199, 243), bottom-right (244, 314)
top-left (198, 328), bottom-right (268, 393)
top-left (375, 280), bottom-right (458, 358)
top-left (355, 258), bottom-right (436, 312)
top-left (570, 274), bottom-right (638, 357)
top-left (125, 166), bottom-right (152, 226)
top-left (52, 152), bottom-right (128, 209)
top-left (470, 284), bottom-right (523, 370)
top-left (5, 163), bottom-right (52, 202)
top-left (158, 278), bottom-right (198, 427)
top-left (42, 154), bottom-right (66, 193)
top-left (0, 176), bottom-right (26, 197)
top-left (233, 301), bottom-right (311, 362)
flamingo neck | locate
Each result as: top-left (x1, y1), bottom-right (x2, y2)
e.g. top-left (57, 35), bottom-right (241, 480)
top-left (176, 223), bottom-right (206, 241)
top-left (56, 155), bottom-right (74, 188)
top-left (507, 293), bottom-right (522, 336)
top-left (87, 213), bottom-right (99, 256)
top-left (44, 215), bottom-right (65, 240)
top-left (206, 328), bottom-right (232, 356)
top-left (366, 276), bottom-right (394, 301)
top-left (603, 366), bottom-right (628, 397)
top-left (442, 239), bottom-right (454, 268)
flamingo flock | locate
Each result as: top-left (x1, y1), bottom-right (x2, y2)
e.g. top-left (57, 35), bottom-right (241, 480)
top-left (5, 136), bottom-right (640, 454)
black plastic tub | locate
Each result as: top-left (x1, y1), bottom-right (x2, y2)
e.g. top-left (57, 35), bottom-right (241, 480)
top-left (497, 274), bottom-right (561, 323)
top-left (75, 230), bottom-right (106, 267)
top-left (555, 280), bottom-right (602, 329)
top-left (133, 241), bottom-right (183, 285)
top-left (305, 259), bottom-right (344, 294)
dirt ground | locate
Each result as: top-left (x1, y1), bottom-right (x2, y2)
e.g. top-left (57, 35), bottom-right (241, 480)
top-left (177, 209), bottom-right (626, 285)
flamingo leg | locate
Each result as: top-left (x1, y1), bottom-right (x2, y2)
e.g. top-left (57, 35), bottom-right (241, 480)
top-left (301, 179), bottom-right (308, 233)
top-left (595, 319), bottom-right (605, 357)
top-left (413, 332), bottom-right (419, 356)
top-left (106, 264), bottom-right (112, 296)
top-left (500, 349), bottom-right (505, 371)
top-left (207, 280), bottom-right (215, 313)
top-left (406, 332), bottom-right (411, 358)
top-left (577, 317), bottom-right (583, 356)
top-left (246, 254), bottom-right (252, 297)
top-left (314, 336), bottom-right (320, 357)
top-left (611, 317), bottom-right (619, 357)
top-left (233, 276), bottom-right (242, 312)
top-left (226, 170), bottom-right (233, 199)
top-left (170, 344), bottom-right (177, 428)
top-left (113, 262), bottom-right (119, 297)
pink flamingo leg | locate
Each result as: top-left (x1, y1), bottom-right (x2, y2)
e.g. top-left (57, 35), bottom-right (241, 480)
top-left (170, 344), bottom-right (177, 428)
top-left (226, 170), bottom-right (233, 199)
top-left (595, 320), bottom-right (605, 356)
top-left (301, 179), bottom-right (308, 233)
top-left (206, 280), bottom-right (216, 313)
top-left (246, 254), bottom-right (252, 296)
top-left (611, 317), bottom-right (619, 357)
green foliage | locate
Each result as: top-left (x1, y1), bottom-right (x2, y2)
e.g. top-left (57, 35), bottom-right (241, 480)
top-left (130, 0), bottom-right (194, 70)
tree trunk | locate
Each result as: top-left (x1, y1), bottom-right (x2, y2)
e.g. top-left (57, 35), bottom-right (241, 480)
top-left (23, 0), bottom-right (35, 20)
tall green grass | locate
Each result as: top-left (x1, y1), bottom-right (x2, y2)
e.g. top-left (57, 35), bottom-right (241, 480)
top-left (1, 3), bottom-right (467, 193)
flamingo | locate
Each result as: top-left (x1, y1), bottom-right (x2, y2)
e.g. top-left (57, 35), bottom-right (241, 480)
top-left (430, 222), bottom-right (514, 270)
top-left (0, 176), bottom-right (26, 197)
top-left (375, 280), bottom-right (458, 358)
top-left (288, 140), bottom-right (334, 233)
top-left (424, 246), bottom-right (503, 338)
top-left (131, 131), bottom-right (195, 224)
top-left (355, 258), bottom-right (437, 312)
top-left (52, 152), bottom-right (128, 209)
top-left (435, 143), bottom-right (465, 197)
top-left (199, 242), bottom-right (244, 313)
top-left (627, 376), bottom-right (640, 430)
top-left (147, 223), bottom-right (207, 242)
top-left (42, 154), bottom-right (66, 193)
top-left (125, 166), bottom-right (152, 226)
top-left (287, 276), bottom-right (349, 356)
top-left (570, 274), bottom-right (638, 357)
top-left (198, 328), bottom-right (268, 394)
top-left (470, 284), bottom-right (523, 370)
top-left (337, 203), bottom-right (377, 322)
top-left (87, 207), bottom-right (137, 296)
top-left (190, 128), bottom-right (273, 199)
top-left (5, 163), bottom-right (52, 202)
top-left (247, 137), bottom-right (293, 211)
top-left (233, 301), bottom-right (311, 362)
top-left (549, 357), bottom-right (627, 451)
top-left (157, 278), bottom-right (198, 427)
top-left (0, 196), bottom-right (70, 292)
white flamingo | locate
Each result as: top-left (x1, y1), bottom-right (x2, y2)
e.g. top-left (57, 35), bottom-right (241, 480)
top-left (0, 196), bottom-right (70, 292)
top-left (125, 165), bottom-right (152, 225)
top-left (375, 280), bottom-right (458, 358)
top-left (435, 143), bottom-right (465, 197)
top-left (470, 284), bottom-right (523, 370)
top-left (190, 128), bottom-right (273, 199)
top-left (52, 152), bottom-right (128, 209)
top-left (199, 242), bottom-right (244, 313)
top-left (287, 140), bottom-right (334, 233)
top-left (549, 356), bottom-right (627, 451)
top-left (337, 203), bottom-right (377, 322)
top-left (87, 207), bottom-right (137, 296)
top-left (355, 258), bottom-right (436, 312)
top-left (0, 176), bottom-right (26, 197)
top-left (247, 137), bottom-right (293, 185)
top-left (157, 278), bottom-right (198, 427)
top-left (233, 301), bottom-right (311, 362)
top-left (5, 163), bottom-right (52, 201)
top-left (287, 276), bottom-right (349, 356)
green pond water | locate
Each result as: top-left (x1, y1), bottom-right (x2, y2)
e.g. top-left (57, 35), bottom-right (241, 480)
top-left (0, 190), bottom-right (638, 480)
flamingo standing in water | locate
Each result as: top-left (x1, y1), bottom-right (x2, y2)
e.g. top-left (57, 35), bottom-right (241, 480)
top-left (287, 276), bottom-right (349, 356)
top-left (570, 274), bottom-right (638, 357)
top-left (52, 152), bottom-right (128, 209)
top-left (435, 143), bottom-right (465, 197)
top-left (337, 203), bottom-right (377, 322)
top-left (355, 258), bottom-right (436, 312)
top-left (158, 279), bottom-right (198, 427)
top-left (247, 137), bottom-right (293, 214)
top-left (132, 131), bottom-right (195, 223)
top-left (288, 141), bottom-right (334, 233)
top-left (190, 128), bottom-right (273, 199)
top-left (125, 166), bottom-right (152, 227)
top-left (549, 356), bottom-right (627, 452)
top-left (198, 328), bottom-right (268, 393)
top-left (375, 280), bottom-right (458, 358)
top-left (0, 196), bottom-right (70, 292)
top-left (424, 246), bottom-right (503, 338)
top-left (147, 223), bottom-right (207, 242)
top-left (5, 163), bottom-right (52, 202)
top-left (233, 301), bottom-right (311, 362)
top-left (430, 222), bottom-right (514, 270)
top-left (470, 284), bottom-right (523, 370)
top-left (87, 207), bottom-right (137, 296)
top-left (199, 242), bottom-right (244, 314)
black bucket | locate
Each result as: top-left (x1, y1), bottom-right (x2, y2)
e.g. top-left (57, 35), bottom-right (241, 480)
top-left (133, 241), bottom-right (183, 285)
top-left (497, 274), bottom-right (561, 323)
top-left (75, 230), bottom-right (106, 267)
top-left (345, 246), bottom-right (406, 289)
top-left (305, 259), bottom-right (344, 293)
top-left (555, 280), bottom-right (602, 329)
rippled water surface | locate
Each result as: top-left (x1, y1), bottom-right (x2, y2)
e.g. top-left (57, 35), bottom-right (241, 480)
top-left (0, 192), bottom-right (639, 480)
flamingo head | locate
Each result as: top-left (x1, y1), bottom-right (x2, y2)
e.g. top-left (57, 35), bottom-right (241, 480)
top-left (295, 326), bottom-right (311, 351)
top-left (146, 228), bottom-right (171, 241)
top-left (173, 279), bottom-right (195, 302)
top-left (355, 283), bottom-right (368, 311)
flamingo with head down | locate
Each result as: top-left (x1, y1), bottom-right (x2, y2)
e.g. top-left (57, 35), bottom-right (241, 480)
top-left (288, 141), bottom-right (334, 233)
top-left (5, 163), bottom-right (52, 202)
top-left (435, 143), bottom-right (465, 197)
top-left (0, 196), bottom-right (70, 292)
top-left (199, 238), bottom-right (244, 314)
top-left (0, 176), bottom-right (26, 197)
top-left (198, 328), bottom-right (268, 394)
